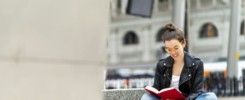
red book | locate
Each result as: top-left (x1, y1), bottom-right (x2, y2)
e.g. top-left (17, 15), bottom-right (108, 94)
top-left (144, 86), bottom-right (186, 100)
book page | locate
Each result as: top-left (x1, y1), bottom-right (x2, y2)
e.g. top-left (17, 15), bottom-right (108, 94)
top-left (159, 87), bottom-right (176, 93)
top-left (144, 86), bottom-right (159, 94)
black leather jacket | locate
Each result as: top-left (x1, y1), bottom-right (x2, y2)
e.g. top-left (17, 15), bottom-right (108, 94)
top-left (153, 52), bottom-right (204, 100)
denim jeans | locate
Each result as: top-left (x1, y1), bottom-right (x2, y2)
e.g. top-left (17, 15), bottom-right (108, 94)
top-left (141, 92), bottom-right (161, 100)
top-left (141, 91), bottom-right (217, 100)
top-left (195, 92), bottom-right (217, 100)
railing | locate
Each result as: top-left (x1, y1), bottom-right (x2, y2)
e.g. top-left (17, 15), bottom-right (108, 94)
top-left (105, 75), bottom-right (245, 97)
top-left (105, 77), bottom-right (153, 89)
top-left (205, 77), bottom-right (245, 96)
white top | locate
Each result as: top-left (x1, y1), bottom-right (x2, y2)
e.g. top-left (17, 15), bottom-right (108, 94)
top-left (170, 75), bottom-right (180, 89)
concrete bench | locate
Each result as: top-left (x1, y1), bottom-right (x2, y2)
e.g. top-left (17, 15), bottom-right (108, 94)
top-left (103, 88), bottom-right (145, 100)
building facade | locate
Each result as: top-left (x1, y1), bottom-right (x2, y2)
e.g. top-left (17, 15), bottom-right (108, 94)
top-left (107, 0), bottom-right (245, 67)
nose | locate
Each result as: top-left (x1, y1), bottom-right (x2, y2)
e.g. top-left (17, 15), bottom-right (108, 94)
top-left (170, 51), bottom-right (176, 55)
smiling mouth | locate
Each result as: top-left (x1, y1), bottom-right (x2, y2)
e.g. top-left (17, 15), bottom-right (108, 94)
top-left (171, 54), bottom-right (178, 58)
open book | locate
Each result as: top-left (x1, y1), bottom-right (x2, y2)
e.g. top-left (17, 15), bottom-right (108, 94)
top-left (144, 86), bottom-right (186, 99)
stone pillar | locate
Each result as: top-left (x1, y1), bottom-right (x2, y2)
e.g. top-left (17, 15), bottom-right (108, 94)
top-left (109, 31), bottom-right (119, 64)
top-left (197, 0), bottom-right (201, 9)
top-left (121, 0), bottom-right (128, 14)
top-left (172, 0), bottom-right (185, 30)
top-left (153, 0), bottom-right (159, 13)
top-left (227, 0), bottom-right (241, 79)
top-left (142, 26), bottom-right (151, 62)
top-left (110, 0), bottom-right (117, 17)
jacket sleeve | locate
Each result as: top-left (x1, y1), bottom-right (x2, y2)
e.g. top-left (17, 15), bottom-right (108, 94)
top-left (186, 60), bottom-right (204, 100)
top-left (152, 61), bottom-right (162, 91)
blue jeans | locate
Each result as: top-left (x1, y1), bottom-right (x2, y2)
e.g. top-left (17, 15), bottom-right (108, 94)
top-left (141, 92), bottom-right (161, 100)
top-left (196, 92), bottom-right (217, 100)
top-left (141, 92), bottom-right (217, 100)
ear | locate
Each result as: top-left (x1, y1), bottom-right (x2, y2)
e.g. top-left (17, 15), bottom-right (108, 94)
top-left (181, 40), bottom-right (186, 48)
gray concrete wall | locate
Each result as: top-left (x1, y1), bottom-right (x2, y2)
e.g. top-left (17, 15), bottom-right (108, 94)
top-left (103, 89), bottom-right (145, 100)
top-left (0, 0), bottom-right (108, 100)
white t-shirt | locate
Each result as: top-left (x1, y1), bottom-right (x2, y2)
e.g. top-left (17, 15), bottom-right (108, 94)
top-left (170, 75), bottom-right (180, 89)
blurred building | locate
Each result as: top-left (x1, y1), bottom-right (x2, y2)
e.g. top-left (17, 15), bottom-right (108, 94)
top-left (107, 0), bottom-right (245, 67)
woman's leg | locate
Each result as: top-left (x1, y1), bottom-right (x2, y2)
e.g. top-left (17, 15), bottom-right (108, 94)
top-left (196, 92), bottom-right (217, 100)
top-left (141, 92), bottom-right (161, 100)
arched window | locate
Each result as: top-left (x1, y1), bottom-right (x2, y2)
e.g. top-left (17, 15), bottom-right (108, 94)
top-left (199, 23), bottom-right (218, 38)
top-left (241, 20), bottom-right (245, 35)
top-left (123, 31), bottom-right (139, 45)
top-left (156, 27), bottom-right (165, 42)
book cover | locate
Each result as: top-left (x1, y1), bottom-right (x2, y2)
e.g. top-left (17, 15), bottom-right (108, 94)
top-left (144, 86), bottom-right (186, 100)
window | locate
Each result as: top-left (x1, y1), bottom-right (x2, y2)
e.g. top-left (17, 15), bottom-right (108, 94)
top-left (156, 27), bottom-right (165, 42)
top-left (158, 0), bottom-right (169, 12)
top-left (123, 31), bottom-right (139, 45)
top-left (241, 20), bottom-right (245, 35)
top-left (199, 23), bottom-right (218, 38)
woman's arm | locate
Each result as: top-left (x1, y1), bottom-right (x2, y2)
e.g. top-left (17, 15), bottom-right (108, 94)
top-left (186, 60), bottom-right (204, 100)
top-left (152, 61), bottom-right (162, 90)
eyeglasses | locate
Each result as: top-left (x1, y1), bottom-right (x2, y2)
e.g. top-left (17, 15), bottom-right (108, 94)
top-left (163, 46), bottom-right (180, 53)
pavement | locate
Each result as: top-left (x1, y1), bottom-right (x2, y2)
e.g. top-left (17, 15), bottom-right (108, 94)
top-left (103, 89), bottom-right (245, 100)
top-left (218, 96), bottom-right (245, 100)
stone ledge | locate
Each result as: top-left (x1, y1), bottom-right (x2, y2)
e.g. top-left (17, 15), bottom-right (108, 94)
top-left (103, 88), bottom-right (145, 100)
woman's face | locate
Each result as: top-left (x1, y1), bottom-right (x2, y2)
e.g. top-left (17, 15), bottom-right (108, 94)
top-left (164, 39), bottom-right (186, 61)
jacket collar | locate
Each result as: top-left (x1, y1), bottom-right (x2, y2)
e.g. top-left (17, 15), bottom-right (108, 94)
top-left (163, 52), bottom-right (195, 68)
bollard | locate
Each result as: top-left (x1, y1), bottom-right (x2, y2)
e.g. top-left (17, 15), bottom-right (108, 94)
top-left (243, 77), bottom-right (245, 95)
top-left (233, 77), bottom-right (239, 96)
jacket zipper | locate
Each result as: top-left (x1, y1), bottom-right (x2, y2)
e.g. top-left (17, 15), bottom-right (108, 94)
top-left (179, 74), bottom-right (191, 86)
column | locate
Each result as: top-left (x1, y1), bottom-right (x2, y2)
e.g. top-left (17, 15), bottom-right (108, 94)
top-left (121, 0), bottom-right (128, 14)
top-left (172, 0), bottom-right (185, 30)
top-left (142, 26), bottom-right (151, 62)
top-left (110, 32), bottom-right (119, 64)
top-left (110, 0), bottom-right (117, 17)
top-left (153, 0), bottom-right (159, 13)
top-left (227, 0), bottom-right (241, 79)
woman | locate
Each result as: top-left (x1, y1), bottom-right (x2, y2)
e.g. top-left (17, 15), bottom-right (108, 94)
top-left (141, 23), bottom-right (217, 100)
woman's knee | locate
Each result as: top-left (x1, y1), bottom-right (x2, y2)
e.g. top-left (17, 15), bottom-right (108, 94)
top-left (196, 92), bottom-right (217, 100)
top-left (141, 92), bottom-right (160, 100)
top-left (207, 92), bottom-right (217, 100)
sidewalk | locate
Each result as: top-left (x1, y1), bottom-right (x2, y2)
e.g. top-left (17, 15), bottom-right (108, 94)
top-left (219, 96), bottom-right (245, 100)
top-left (103, 89), bottom-right (245, 100)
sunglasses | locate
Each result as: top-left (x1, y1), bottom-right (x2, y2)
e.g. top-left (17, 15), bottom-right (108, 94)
top-left (162, 45), bottom-right (180, 53)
